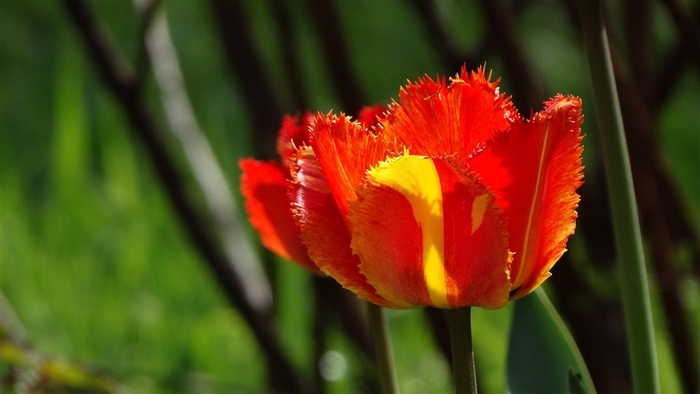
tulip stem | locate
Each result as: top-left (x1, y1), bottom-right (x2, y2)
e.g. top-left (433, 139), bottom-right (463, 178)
top-left (367, 303), bottom-right (399, 394)
top-left (446, 307), bottom-right (477, 394)
top-left (578, 0), bottom-right (659, 392)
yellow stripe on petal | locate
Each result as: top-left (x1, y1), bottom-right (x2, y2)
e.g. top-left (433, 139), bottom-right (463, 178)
top-left (368, 154), bottom-right (449, 308)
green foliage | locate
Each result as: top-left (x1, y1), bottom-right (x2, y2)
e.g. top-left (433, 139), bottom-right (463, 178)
top-left (507, 289), bottom-right (595, 394)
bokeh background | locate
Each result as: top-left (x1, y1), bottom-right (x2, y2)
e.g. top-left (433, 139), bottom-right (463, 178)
top-left (1, 0), bottom-right (698, 392)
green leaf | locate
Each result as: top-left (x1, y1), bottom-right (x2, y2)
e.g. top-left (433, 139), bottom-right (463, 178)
top-left (507, 288), bottom-right (596, 393)
top-left (568, 366), bottom-right (588, 394)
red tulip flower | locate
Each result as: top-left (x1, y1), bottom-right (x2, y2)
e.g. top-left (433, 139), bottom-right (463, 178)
top-left (240, 107), bottom-right (388, 274)
top-left (240, 112), bottom-right (318, 273)
top-left (241, 66), bottom-right (583, 310)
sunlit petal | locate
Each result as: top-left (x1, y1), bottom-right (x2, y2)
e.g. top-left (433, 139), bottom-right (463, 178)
top-left (350, 154), bottom-right (511, 309)
top-left (380, 66), bottom-right (516, 161)
top-left (239, 159), bottom-right (318, 272)
top-left (291, 147), bottom-right (396, 307)
top-left (470, 95), bottom-right (584, 299)
top-left (309, 114), bottom-right (397, 216)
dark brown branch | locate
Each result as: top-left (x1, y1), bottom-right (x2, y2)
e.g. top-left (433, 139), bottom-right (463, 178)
top-left (424, 307), bottom-right (452, 367)
top-left (313, 277), bottom-right (381, 392)
top-left (60, 1), bottom-right (304, 392)
top-left (133, 0), bottom-right (160, 93)
top-left (62, 0), bottom-right (137, 98)
top-left (204, 0), bottom-right (285, 310)
top-left (660, 0), bottom-right (700, 73)
top-left (314, 277), bottom-right (373, 356)
top-left (307, 0), bottom-right (365, 114)
top-left (623, 0), bottom-right (653, 105)
top-left (311, 280), bottom-right (329, 394)
top-left (206, 0), bottom-right (285, 159)
top-left (652, 2), bottom-right (700, 112)
top-left (475, 0), bottom-right (544, 110)
top-left (652, 41), bottom-right (689, 113)
top-left (408, 0), bottom-right (474, 71)
top-left (267, 0), bottom-right (310, 111)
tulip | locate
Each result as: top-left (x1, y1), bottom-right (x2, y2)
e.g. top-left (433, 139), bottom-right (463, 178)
top-left (240, 112), bottom-right (318, 273)
top-left (242, 66), bottom-right (583, 310)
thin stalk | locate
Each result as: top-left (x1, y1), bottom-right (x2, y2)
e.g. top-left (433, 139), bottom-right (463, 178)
top-left (366, 303), bottom-right (399, 394)
top-left (445, 307), bottom-right (477, 394)
top-left (577, 0), bottom-right (659, 392)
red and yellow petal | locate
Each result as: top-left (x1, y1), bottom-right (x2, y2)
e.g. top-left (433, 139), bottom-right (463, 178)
top-left (379, 66), bottom-right (516, 161)
top-left (349, 154), bottom-right (511, 309)
top-left (310, 113), bottom-right (397, 217)
top-left (291, 147), bottom-right (396, 307)
top-left (239, 159), bottom-right (318, 273)
top-left (470, 95), bottom-right (584, 299)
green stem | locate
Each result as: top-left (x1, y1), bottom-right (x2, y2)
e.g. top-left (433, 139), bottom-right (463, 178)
top-left (445, 307), bottom-right (477, 394)
top-left (577, 0), bottom-right (659, 392)
top-left (366, 303), bottom-right (399, 394)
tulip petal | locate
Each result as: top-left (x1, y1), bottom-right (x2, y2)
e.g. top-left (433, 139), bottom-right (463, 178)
top-left (470, 95), bottom-right (584, 299)
top-left (380, 66), bottom-right (516, 160)
top-left (240, 159), bottom-right (318, 273)
top-left (357, 104), bottom-right (387, 130)
top-left (310, 114), bottom-right (396, 216)
top-left (276, 112), bottom-right (314, 165)
top-left (291, 147), bottom-right (396, 307)
top-left (349, 154), bottom-right (511, 309)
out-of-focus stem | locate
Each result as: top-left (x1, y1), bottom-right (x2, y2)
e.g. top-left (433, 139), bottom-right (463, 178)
top-left (367, 303), bottom-right (399, 394)
top-left (577, 0), bottom-right (659, 392)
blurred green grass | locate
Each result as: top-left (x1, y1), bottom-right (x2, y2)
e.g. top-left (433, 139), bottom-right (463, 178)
top-left (1, 0), bottom-right (697, 392)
